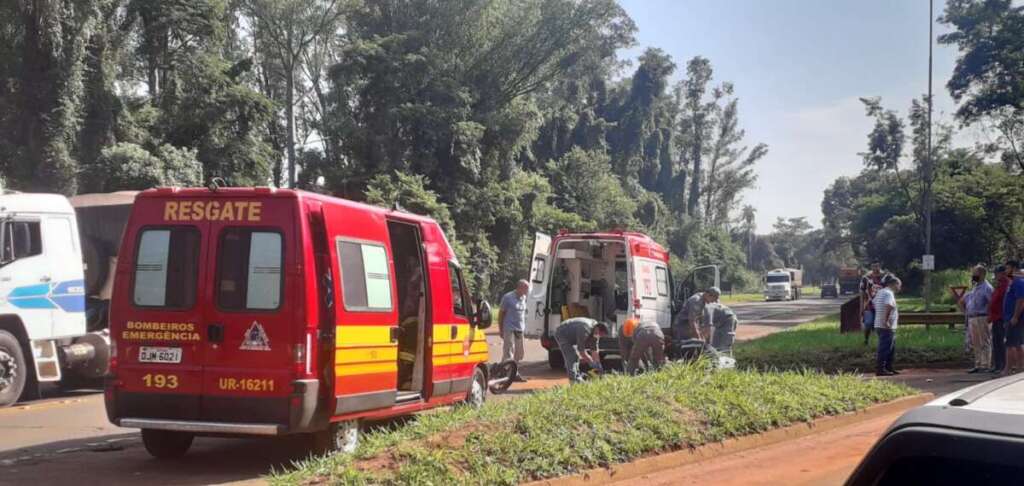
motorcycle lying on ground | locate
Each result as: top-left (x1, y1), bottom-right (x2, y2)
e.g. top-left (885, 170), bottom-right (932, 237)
top-left (487, 360), bottom-right (518, 394)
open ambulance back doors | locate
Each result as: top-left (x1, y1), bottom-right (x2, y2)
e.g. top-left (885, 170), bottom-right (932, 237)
top-left (523, 230), bottom-right (673, 368)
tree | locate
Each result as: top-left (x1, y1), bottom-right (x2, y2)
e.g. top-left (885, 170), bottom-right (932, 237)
top-left (242, 0), bottom-right (347, 187)
top-left (940, 0), bottom-right (1024, 172)
top-left (6, 0), bottom-right (106, 194)
top-left (770, 217), bottom-right (812, 267)
top-left (92, 142), bottom-right (203, 191)
top-left (675, 56), bottom-right (764, 223)
top-left (741, 204), bottom-right (756, 268)
top-left (545, 147), bottom-right (636, 229)
top-left (676, 57), bottom-right (717, 218)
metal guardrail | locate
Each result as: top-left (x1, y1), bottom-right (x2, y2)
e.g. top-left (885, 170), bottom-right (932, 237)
top-left (840, 295), bottom-right (965, 332)
top-left (900, 312), bottom-right (965, 329)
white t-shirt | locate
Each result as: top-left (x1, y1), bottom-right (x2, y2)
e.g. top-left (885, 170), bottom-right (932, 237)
top-left (873, 288), bottom-right (898, 330)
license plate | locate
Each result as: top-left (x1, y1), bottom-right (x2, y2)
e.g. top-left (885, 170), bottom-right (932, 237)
top-left (139, 346), bottom-right (182, 364)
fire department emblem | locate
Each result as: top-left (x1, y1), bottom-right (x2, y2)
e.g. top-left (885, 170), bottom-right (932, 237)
top-left (240, 321), bottom-right (271, 351)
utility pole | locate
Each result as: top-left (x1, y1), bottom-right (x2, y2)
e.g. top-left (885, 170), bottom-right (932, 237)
top-left (924, 0), bottom-right (935, 312)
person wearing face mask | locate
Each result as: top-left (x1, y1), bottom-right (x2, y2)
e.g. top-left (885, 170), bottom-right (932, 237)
top-left (959, 265), bottom-right (993, 373)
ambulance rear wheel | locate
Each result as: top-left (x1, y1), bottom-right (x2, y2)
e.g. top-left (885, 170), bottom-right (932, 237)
top-left (0, 331), bottom-right (27, 408)
top-left (312, 420), bottom-right (360, 454)
top-left (548, 349), bottom-right (565, 370)
top-left (141, 429), bottom-right (194, 459)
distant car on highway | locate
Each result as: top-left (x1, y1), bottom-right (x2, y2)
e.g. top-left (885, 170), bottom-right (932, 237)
top-left (820, 280), bottom-right (839, 299)
top-left (845, 374), bottom-right (1024, 485)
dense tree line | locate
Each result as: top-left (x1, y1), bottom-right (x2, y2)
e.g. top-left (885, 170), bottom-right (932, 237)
top-left (814, 0), bottom-right (1024, 290)
top-left (0, 0), bottom-right (770, 297)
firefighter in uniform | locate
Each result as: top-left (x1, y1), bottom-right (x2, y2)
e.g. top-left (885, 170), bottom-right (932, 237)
top-left (672, 287), bottom-right (721, 341)
top-left (555, 317), bottom-right (609, 383)
top-left (626, 318), bottom-right (666, 374)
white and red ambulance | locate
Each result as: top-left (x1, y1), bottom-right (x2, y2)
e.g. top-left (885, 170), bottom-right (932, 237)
top-left (524, 230), bottom-right (674, 369)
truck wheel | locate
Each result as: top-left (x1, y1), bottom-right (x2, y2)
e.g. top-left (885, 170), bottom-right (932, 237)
top-left (141, 429), bottom-right (194, 459)
top-left (465, 367), bottom-right (486, 408)
top-left (310, 420), bottom-right (360, 455)
top-left (548, 348), bottom-right (565, 370)
top-left (0, 331), bottom-right (26, 408)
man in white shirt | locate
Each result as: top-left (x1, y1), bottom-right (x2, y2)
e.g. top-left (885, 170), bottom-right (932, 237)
top-left (873, 275), bottom-right (901, 376)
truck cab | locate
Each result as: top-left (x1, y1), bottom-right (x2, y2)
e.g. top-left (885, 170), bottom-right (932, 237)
top-left (524, 231), bottom-right (673, 369)
top-left (0, 191), bottom-right (130, 408)
top-left (763, 268), bottom-right (802, 301)
top-left (105, 188), bottom-right (491, 457)
top-left (0, 194), bottom-right (92, 406)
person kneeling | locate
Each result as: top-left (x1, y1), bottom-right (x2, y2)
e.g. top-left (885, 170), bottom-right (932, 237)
top-left (626, 319), bottom-right (667, 375)
top-left (554, 317), bottom-right (609, 383)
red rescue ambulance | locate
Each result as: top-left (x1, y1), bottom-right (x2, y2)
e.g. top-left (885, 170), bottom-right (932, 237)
top-left (524, 231), bottom-right (674, 369)
top-left (104, 187), bottom-right (492, 457)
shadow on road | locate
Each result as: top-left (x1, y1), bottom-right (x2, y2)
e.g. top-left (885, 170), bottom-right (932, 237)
top-left (0, 431), bottom-right (322, 485)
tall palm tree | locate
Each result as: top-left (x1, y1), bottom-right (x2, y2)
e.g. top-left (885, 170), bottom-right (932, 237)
top-left (741, 205), bottom-right (756, 268)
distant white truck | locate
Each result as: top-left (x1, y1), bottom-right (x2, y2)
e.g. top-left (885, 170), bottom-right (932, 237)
top-left (0, 191), bottom-right (134, 407)
top-left (763, 268), bottom-right (803, 301)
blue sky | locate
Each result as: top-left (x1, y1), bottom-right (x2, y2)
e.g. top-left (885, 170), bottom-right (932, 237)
top-left (617, 0), bottom-right (977, 233)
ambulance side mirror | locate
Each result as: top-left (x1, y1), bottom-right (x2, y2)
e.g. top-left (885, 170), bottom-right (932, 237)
top-left (474, 300), bottom-right (493, 330)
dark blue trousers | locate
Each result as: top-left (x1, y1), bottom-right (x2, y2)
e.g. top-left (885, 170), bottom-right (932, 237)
top-left (992, 319), bottom-right (1006, 371)
top-left (876, 328), bottom-right (896, 372)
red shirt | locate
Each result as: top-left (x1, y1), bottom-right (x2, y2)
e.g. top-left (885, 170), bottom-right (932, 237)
top-left (990, 278), bottom-right (1010, 322)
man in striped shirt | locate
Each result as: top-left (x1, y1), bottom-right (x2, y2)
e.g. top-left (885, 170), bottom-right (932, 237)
top-left (873, 275), bottom-right (901, 376)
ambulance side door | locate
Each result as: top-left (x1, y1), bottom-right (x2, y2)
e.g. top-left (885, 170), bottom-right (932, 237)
top-left (632, 256), bottom-right (671, 330)
top-left (524, 233), bottom-right (552, 338)
top-left (327, 205), bottom-right (399, 415)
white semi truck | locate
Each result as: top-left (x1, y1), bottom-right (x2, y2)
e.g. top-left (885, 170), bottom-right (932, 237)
top-left (763, 267), bottom-right (803, 301)
top-left (0, 191), bottom-right (134, 407)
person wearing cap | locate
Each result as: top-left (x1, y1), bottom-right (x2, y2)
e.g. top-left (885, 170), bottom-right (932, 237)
top-left (554, 317), bottom-right (609, 383)
top-left (624, 318), bottom-right (666, 374)
top-left (672, 287), bottom-right (720, 342)
top-left (988, 265), bottom-right (1010, 374)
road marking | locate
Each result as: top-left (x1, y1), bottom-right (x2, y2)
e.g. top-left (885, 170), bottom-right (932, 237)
top-left (0, 396), bottom-right (93, 415)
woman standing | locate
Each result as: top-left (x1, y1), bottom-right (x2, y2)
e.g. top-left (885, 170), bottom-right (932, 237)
top-left (873, 275), bottom-right (902, 376)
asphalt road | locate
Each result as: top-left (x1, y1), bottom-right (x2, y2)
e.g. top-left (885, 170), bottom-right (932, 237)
top-left (0, 295), bottom-right (853, 485)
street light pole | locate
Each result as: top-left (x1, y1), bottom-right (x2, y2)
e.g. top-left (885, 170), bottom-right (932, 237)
top-left (924, 0), bottom-right (934, 312)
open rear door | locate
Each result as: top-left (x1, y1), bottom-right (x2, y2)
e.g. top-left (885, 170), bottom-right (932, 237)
top-left (524, 233), bottom-right (552, 338)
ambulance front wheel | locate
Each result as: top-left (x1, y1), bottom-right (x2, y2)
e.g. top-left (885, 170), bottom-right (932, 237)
top-left (141, 429), bottom-right (194, 459)
top-left (465, 367), bottom-right (486, 408)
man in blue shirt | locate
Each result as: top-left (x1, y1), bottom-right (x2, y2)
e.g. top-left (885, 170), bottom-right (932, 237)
top-left (498, 279), bottom-right (529, 382)
top-left (1003, 261), bottom-right (1024, 375)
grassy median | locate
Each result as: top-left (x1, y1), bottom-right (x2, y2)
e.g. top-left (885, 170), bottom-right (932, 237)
top-left (735, 315), bottom-right (968, 372)
top-left (272, 362), bottom-right (911, 485)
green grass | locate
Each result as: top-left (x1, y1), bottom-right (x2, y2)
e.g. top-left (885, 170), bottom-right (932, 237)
top-left (271, 362), bottom-right (912, 486)
top-left (720, 292), bottom-right (765, 304)
top-left (720, 286), bottom-right (821, 304)
top-left (734, 315), bottom-right (968, 373)
top-left (897, 296), bottom-right (958, 313)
